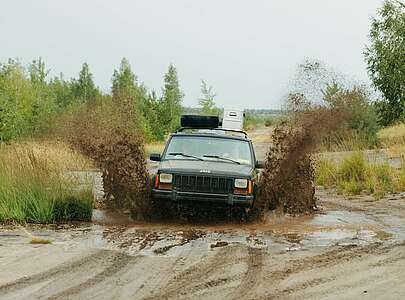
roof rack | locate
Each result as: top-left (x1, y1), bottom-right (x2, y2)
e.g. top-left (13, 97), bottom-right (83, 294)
top-left (176, 127), bottom-right (248, 138)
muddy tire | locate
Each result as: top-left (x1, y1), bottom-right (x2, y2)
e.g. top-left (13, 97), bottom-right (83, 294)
top-left (150, 200), bottom-right (176, 220)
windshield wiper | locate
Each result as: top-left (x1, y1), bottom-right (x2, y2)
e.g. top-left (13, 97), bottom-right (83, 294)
top-left (203, 155), bottom-right (241, 164)
top-left (168, 152), bottom-right (204, 161)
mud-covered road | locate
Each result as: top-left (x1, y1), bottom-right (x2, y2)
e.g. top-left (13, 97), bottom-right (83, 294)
top-left (1, 189), bottom-right (405, 299)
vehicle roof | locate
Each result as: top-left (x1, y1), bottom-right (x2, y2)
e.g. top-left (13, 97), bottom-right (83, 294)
top-left (171, 131), bottom-right (251, 142)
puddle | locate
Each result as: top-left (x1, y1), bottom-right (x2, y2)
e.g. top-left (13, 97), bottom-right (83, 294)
top-left (3, 206), bottom-right (405, 257)
top-left (311, 211), bottom-right (376, 227)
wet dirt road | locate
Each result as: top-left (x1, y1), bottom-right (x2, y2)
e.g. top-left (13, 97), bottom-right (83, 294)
top-left (1, 189), bottom-right (405, 299)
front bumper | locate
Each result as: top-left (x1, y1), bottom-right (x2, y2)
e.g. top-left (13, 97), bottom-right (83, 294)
top-left (151, 189), bottom-right (254, 206)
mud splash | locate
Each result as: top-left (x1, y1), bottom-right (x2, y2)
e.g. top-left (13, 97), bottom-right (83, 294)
top-left (61, 100), bottom-right (151, 220)
top-left (256, 63), bottom-right (348, 216)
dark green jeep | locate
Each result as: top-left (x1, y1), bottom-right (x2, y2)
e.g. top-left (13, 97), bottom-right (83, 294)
top-left (149, 116), bottom-right (264, 208)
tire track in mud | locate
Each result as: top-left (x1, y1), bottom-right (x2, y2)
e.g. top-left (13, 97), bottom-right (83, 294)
top-left (0, 249), bottom-right (111, 294)
top-left (228, 247), bottom-right (265, 300)
top-left (47, 252), bottom-right (139, 299)
top-left (259, 241), bottom-right (405, 299)
top-left (144, 245), bottom-right (244, 299)
top-left (0, 249), bottom-right (132, 298)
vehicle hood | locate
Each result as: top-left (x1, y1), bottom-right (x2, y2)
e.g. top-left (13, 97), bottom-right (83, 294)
top-left (158, 159), bottom-right (253, 177)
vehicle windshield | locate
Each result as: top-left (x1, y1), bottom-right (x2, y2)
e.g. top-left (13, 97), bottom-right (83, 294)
top-left (164, 136), bottom-right (253, 166)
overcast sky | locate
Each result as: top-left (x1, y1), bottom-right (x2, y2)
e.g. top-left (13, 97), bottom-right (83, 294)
top-left (1, 0), bottom-right (383, 108)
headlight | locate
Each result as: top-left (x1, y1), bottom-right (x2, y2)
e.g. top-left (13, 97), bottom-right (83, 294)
top-left (159, 173), bottom-right (173, 183)
top-left (234, 178), bottom-right (248, 189)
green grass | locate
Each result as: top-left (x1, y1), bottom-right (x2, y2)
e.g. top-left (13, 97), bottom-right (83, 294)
top-left (316, 152), bottom-right (405, 199)
top-left (0, 145), bottom-right (93, 224)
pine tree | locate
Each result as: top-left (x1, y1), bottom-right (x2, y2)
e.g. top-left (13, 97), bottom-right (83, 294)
top-left (71, 62), bottom-right (99, 103)
top-left (161, 64), bottom-right (183, 133)
top-left (111, 58), bottom-right (152, 138)
top-left (111, 58), bottom-right (138, 102)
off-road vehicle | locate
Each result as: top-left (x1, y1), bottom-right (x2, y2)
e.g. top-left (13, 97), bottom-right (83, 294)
top-left (150, 115), bottom-right (264, 212)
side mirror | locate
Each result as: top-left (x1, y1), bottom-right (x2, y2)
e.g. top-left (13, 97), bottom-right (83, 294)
top-left (255, 160), bottom-right (265, 169)
top-left (150, 153), bottom-right (161, 162)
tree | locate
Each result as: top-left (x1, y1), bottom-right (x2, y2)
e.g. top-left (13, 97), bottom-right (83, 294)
top-left (322, 83), bottom-right (379, 148)
top-left (29, 57), bottom-right (48, 86)
top-left (198, 80), bottom-right (220, 116)
top-left (161, 64), bottom-right (183, 133)
top-left (111, 58), bottom-right (152, 138)
top-left (365, 0), bottom-right (405, 125)
top-left (111, 58), bottom-right (138, 102)
top-left (71, 62), bottom-right (99, 103)
top-left (49, 73), bottom-right (74, 109)
top-left (144, 90), bottom-right (165, 140)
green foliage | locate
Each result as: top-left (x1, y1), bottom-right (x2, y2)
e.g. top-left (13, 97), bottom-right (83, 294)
top-left (0, 149), bottom-right (93, 223)
top-left (160, 64), bottom-right (184, 134)
top-left (112, 58), bottom-right (139, 101)
top-left (337, 153), bottom-right (366, 182)
top-left (243, 113), bottom-right (284, 130)
top-left (315, 159), bottom-right (337, 188)
top-left (316, 153), bottom-right (403, 199)
top-left (110, 58), bottom-right (153, 139)
top-left (49, 74), bottom-right (74, 109)
top-left (71, 62), bottom-right (99, 103)
top-left (198, 80), bottom-right (220, 116)
top-left (0, 59), bottom-right (58, 141)
top-left (243, 113), bottom-right (263, 130)
top-left (365, 0), bottom-right (405, 125)
top-left (322, 83), bottom-right (379, 149)
top-left (143, 90), bottom-right (166, 141)
top-left (52, 191), bottom-right (93, 222)
top-left (0, 56), bottom-right (182, 143)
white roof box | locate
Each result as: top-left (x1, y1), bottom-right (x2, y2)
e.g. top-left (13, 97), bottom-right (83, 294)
top-left (222, 108), bottom-right (244, 131)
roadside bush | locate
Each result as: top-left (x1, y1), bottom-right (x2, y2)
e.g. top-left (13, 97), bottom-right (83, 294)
top-left (0, 146), bottom-right (93, 223)
top-left (243, 113), bottom-right (263, 130)
top-left (337, 152), bottom-right (366, 182)
top-left (52, 191), bottom-right (93, 222)
top-left (365, 164), bottom-right (394, 198)
top-left (315, 153), bottom-right (403, 199)
top-left (321, 84), bottom-right (379, 151)
top-left (315, 159), bottom-right (337, 188)
top-left (337, 179), bottom-right (363, 195)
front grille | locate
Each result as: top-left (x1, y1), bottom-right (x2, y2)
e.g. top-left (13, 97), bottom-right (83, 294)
top-left (173, 174), bottom-right (234, 194)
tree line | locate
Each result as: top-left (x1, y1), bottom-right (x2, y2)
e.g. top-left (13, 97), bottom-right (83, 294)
top-left (0, 0), bottom-right (403, 143)
top-left (0, 58), bottom-right (185, 142)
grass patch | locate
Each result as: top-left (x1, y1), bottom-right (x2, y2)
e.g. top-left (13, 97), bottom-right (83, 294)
top-left (374, 231), bottom-right (393, 241)
top-left (0, 140), bottom-right (95, 171)
top-left (30, 237), bottom-right (52, 244)
top-left (0, 143), bottom-right (93, 224)
top-left (145, 142), bottom-right (165, 157)
top-left (316, 152), bottom-right (405, 199)
top-left (378, 124), bottom-right (405, 148)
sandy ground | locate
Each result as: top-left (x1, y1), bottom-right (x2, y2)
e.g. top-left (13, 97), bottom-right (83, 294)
top-left (1, 190), bottom-right (405, 300)
top-left (2, 128), bottom-right (405, 299)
